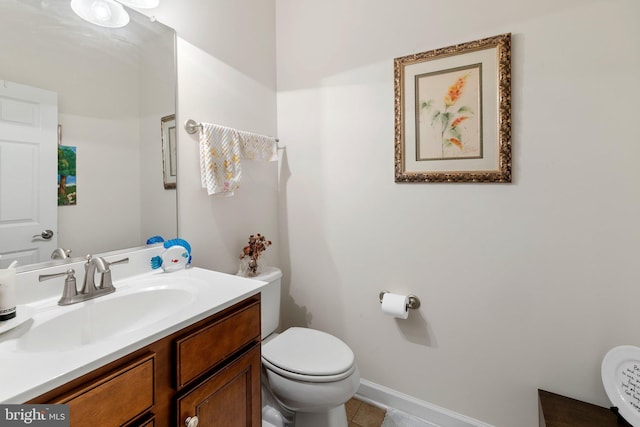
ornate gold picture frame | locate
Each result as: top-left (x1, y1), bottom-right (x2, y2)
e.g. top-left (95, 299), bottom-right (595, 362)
top-left (394, 33), bottom-right (511, 183)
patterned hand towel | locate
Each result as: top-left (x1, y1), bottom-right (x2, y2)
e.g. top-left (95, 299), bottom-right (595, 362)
top-left (237, 129), bottom-right (278, 162)
top-left (199, 123), bottom-right (242, 195)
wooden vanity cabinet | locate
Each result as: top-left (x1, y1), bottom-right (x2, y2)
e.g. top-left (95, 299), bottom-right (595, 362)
top-left (28, 295), bottom-right (262, 427)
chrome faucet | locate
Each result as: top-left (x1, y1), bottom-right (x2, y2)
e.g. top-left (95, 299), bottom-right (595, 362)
top-left (50, 248), bottom-right (72, 260)
top-left (39, 255), bottom-right (129, 306)
top-left (81, 255), bottom-right (108, 294)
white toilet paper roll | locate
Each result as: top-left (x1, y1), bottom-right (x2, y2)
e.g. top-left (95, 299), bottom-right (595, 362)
top-left (381, 292), bottom-right (409, 319)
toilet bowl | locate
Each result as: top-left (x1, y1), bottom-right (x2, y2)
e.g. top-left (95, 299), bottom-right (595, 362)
top-left (247, 267), bottom-right (360, 427)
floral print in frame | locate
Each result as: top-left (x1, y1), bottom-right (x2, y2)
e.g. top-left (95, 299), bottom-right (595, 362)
top-left (417, 64), bottom-right (482, 161)
top-left (394, 33), bottom-right (511, 183)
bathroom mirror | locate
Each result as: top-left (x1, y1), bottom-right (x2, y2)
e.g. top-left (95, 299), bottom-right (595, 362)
top-left (0, 0), bottom-right (177, 270)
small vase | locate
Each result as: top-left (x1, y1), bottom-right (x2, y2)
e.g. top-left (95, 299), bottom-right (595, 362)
top-left (239, 257), bottom-right (261, 277)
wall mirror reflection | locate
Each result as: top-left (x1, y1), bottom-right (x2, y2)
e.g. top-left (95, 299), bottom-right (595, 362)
top-left (0, 0), bottom-right (177, 270)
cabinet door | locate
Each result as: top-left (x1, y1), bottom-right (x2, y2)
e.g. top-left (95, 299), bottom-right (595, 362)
top-left (176, 344), bottom-right (261, 427)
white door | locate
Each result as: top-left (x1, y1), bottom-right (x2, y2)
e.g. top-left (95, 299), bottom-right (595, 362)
top-left (0, 81), bottom-right (58, 267)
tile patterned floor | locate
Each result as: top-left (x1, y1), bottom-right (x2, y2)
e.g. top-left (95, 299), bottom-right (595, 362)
top-left (346, 398), bottom-right (387, 427)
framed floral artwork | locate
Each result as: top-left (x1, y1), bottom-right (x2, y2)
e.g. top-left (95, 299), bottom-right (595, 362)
top-left (394, 33), bottom-right (512, 183)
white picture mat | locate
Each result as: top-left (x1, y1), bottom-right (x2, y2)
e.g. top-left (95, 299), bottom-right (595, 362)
top-left (403, 46), bottom-right (498, 173)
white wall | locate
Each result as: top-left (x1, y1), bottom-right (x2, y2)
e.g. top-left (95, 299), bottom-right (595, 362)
top-left (150, 0), bottom-right (280, 273)
top-left (58, 114), bottom-right (142, 255)
top-left (275, 1), bottom-right (640, 426)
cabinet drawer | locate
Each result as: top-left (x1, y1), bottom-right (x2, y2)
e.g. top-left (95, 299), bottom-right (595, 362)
top-left (176, 301), bottom-right (260, 388)
top-left (55, 353), bottom-right (155, 426)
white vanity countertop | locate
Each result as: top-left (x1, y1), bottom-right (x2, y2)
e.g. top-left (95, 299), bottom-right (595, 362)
top-left (0, 267), bottom-right (267, 403)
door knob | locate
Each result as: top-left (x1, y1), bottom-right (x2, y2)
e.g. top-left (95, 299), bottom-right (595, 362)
top-left (33, 229), bottom-right (54, 240)
top-left (185, 416), bottom-right (198, 427)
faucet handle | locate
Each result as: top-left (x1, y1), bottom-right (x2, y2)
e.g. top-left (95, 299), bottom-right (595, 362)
top-left (99, 257), bottom-right (129, 291)
top-left (39, 269), bottom-right (75, 282)
top-left (107, 257), bottom-right (129, 268)
top-left (39, 269), bottom-right (78, 306)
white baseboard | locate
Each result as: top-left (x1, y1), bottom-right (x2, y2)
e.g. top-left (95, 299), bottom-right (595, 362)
top-left (356, 379), bottom-right (495, 427)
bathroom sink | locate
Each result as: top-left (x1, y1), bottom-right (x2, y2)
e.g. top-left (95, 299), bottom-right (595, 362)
top-left (0, 264), bottom-right (270, 404)
top-left (16, 281), bottom-right (196, 352)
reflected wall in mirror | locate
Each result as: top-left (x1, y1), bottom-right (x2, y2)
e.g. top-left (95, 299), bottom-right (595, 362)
top-left (0, 0), bottom-right (177, 270)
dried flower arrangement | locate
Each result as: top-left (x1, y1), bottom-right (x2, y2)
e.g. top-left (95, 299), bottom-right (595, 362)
top-left (239, 233), bottom-right (272, 276)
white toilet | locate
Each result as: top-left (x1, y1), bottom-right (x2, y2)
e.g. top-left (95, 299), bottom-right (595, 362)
top-left (252, 267), bottom-right (360, 427)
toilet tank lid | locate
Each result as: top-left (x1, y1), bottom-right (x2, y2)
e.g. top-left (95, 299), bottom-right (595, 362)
top-left (262, 327), bottom-right (355, 377)
top-left (249, 266), bottom-right (282, 282)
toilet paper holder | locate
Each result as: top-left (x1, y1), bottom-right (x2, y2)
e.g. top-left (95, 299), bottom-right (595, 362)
top-left (379, 290), bottom-right (421, 310)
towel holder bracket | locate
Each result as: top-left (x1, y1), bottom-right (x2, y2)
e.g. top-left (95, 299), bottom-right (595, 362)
top-left (184, 119), bottom-right (201, 134)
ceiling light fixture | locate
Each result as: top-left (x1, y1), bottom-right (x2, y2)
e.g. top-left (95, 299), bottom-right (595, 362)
top-left (70, 0), bottom-right (130, 28)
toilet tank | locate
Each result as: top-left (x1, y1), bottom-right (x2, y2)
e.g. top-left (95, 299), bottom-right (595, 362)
top-left (248, 266), bottom-right (282, 338)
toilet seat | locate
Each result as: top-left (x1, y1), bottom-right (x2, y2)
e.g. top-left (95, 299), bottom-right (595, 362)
top-left (262, 327), bottom-right (356, 383)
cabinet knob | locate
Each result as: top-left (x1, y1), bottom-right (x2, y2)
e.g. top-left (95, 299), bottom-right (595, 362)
top-left (185, 416), bottom-right (199, 427)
